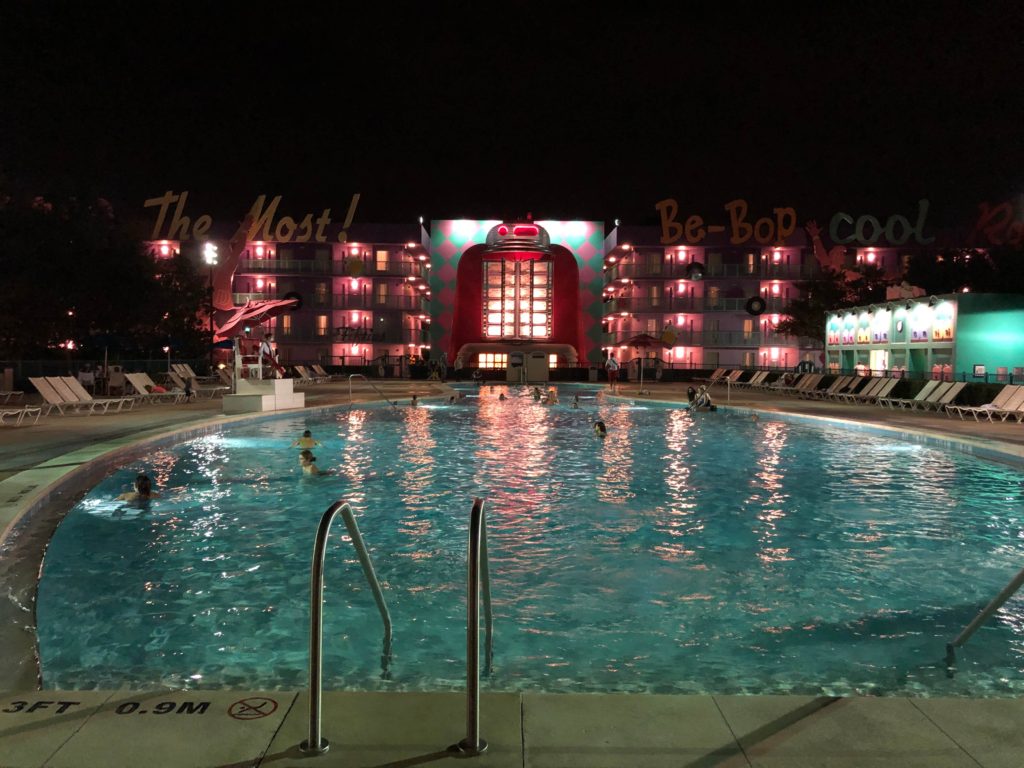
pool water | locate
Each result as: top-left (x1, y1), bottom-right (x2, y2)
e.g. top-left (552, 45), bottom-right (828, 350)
top-left (37, 385), bottom-right (1024, 696)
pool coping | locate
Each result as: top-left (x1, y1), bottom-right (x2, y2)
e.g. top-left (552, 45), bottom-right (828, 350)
top-left (2, 388), bottom-right (1022, 696)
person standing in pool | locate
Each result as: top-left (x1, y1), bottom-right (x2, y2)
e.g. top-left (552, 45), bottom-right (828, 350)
top-left (117, 473), bottom-right (159, 501)
top-left (291, 430), bottom-right (320, 449)
top-left (299, 450), bottom-right (332, 476)
top-left (593, 420), bottom-right (607, 438)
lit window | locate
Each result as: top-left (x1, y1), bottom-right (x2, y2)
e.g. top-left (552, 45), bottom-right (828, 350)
top-left (281, 314), bottom-right (292, 335)
top-left (548, 354), bottom-right (558, 368)
top-left (482, 259), bottom-right (551, 339)
top-left (316, 315), bottom-right (328, 336)
top-left (478, 353), bottom-right (508, 369)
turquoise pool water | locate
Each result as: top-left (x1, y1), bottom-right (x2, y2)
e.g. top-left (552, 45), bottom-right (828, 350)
top-left (37, 385), bottom-right (1024, 696)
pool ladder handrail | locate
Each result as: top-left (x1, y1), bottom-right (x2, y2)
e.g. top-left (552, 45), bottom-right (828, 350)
top-left (450, 496), bottom-right (493, 756)
top-left (946, 564), bottom-right (1024, 665)
top-left (301, 500), bottom-right (393, 756)
top-left (347, 373), bottom-right (400, 411)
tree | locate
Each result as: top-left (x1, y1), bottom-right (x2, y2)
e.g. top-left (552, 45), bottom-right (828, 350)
top-left (0, 187), bottom-right (208, 359)
top-left (775, 264), bottom-right (889, 344)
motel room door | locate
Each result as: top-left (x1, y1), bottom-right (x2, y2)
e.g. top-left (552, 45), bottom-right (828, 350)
top-left (526, 351), bottom-right (549, 382)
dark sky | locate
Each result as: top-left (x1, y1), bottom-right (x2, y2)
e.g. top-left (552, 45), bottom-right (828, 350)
top-left (2, 2), bottom-right (1022, 230)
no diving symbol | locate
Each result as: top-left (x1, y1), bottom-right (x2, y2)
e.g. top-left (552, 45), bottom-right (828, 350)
top-left (228, 697), bottom-right (278, 720)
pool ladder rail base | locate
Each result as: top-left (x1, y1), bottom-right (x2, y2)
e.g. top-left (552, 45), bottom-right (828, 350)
top-left (945, 563), bottom-right (1024, 666)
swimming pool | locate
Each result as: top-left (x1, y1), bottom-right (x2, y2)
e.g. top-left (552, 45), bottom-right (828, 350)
top-left (37, 385), bottom-right (1024, 696)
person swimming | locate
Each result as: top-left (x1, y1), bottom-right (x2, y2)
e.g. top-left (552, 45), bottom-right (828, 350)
top-left (116, 473), bottom-right (159, 501)
top-left (299, 449), bottom-right (332, 476)
top-left (593, 420), bottom-right (607, 438)
top-left (572, 394), bottom-right (580, 409)
top-left (411, 395), bottom-right (419, 407)
top-left (498, 393), bottom-right (507, 401)
top-left (532, 386), bottom-right (542, 401)
top-left (291, 430), bottom-right (320, 449)
top-left (543, 388), bottom-right (559, 405)
top-left (448, 395), bottom-right (456, 404)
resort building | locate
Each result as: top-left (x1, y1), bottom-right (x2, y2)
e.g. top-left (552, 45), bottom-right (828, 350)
top-left (825, 292), bottom-right (1024, 381)
top-left (146, 217), bottom-right (967, 377)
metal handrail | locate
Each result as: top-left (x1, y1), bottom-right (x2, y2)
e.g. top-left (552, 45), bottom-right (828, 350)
top-left (347, 373), bottom-right (400, 411)
top-left (451, 497), bottom-right (492, 756)
top-left (301, 501), bottom-right (392, 756)
top-left (946, 564), bottom-right (1024, 665)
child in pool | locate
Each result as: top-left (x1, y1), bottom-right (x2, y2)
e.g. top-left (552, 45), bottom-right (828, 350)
top-left (117, 473), bottom-right (160, 501)
top-left (593, 420), bottom-right (607, 438)
top-left (291, 430), bottom-right (320, 449)
top-left (299, 450), bottom-right (333, 476)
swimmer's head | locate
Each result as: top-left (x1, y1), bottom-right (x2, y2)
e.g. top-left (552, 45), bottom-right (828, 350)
top-left (300, 450), bottom-right (316, 464)
top-left (593, 420), bottom-right (607, 436)
top-left (302, 430), bottom-right (312, 438)
top-left (134, 474), bottom-right (152, 496)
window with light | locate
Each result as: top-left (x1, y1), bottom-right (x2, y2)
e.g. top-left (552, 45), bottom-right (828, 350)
top-left (478, 353), bottom-right (508, 369)
top-left (482, 259), bottom-right (551, 339)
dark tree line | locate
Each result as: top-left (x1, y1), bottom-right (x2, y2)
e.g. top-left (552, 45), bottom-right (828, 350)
top-left (0, 183), bottom-right (209, 360)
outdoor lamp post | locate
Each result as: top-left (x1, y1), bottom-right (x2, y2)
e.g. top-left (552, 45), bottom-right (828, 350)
top-left (163, 345), bottom-right (171, 374)
top-left (203, 242), bottom-right (219, 370)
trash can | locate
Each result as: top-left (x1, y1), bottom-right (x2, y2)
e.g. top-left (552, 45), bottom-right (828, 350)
top-left (588, 366), bottom-right (598, 383)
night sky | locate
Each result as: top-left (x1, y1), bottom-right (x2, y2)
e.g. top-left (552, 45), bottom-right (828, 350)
top-left (2, 3), bottom-right (1021, 230)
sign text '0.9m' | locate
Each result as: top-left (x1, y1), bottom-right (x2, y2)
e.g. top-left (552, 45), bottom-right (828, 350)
top-left (144, 191), bottom-right (361, 243)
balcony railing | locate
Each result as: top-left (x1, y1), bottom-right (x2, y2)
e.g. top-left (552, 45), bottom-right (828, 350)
top-left (236, 258), bottom-right (427, 278)
top-left (606, 297), bottom-right (700, 314)
top-left (333, 294), bottom-right (427, 310)
top-left (702, 297), bottom-right (788, 312)
top-left (607, 261), bottom-right (818, 281)
top-left (601, 330), bottom-right (818, 348)
top-left (232, 292), bottom-right (278, 302)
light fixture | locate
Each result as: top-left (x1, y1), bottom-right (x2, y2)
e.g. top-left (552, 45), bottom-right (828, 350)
top-left (202, 242), bottom-right (218, 266)
top-left (928, 296), bottom-right (939, 307)
top-left (614, 218), bottom-right (621, 227)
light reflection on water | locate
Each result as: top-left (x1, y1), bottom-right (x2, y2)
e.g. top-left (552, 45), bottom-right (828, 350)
top-left (36, 386), bottom-right (1024, 697)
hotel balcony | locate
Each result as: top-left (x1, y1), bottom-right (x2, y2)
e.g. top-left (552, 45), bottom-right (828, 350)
top-left (602, 330), bottom-right (815, 348)
top-left (236, 258), bottom-right (427, 278)
top-left (605, 297), bottom-right (700, 314)
top-left (232, 292), bottom-right (277, 303)
top-left (703, 297), bottom-right (788, 312)
top-left (333, 294), bottom-right (428, 310)
top-left (606, 261), bottom-right (816, 282)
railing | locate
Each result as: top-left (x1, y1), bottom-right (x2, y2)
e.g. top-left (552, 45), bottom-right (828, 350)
top-left (945, 565), bottom-right (1024, 665)
top-left (232, 292), bottom-right (278, 303)
top-left (237, 258), bottom-right (427, 278)
top-left (607, 262), bottom-right (818, 281)
top-left (601, 330), bottom-right (812, 348)
top-left (605, 297), bottom-right (701, 314)
top-left (238, 258), bottom-right (333, 275)
top-left (451, 497), bottom-right (493, 756)
top-left (333, 294), bottom-right (427, 310)
top-left (703, 297), bottom-right (788, 312)
top-left (348, 373), bottom-right (400, 410)
top-left (301, 501), bottom-right (392, 756)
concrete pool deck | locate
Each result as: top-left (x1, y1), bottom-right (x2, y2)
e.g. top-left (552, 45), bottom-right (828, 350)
top-left (1, 378), bottom-right (1022, 767)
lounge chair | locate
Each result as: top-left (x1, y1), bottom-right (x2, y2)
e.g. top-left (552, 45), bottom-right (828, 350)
top-left (877, 379), bottom-right (941, 409)
top-left (29, 377), bottom-right (71, 415)
top-left (700, 368), bottom-right (726, 385)
top-left (945, 385), bottom-right (1022, 421)
top-left (36, 377), bottom-right (120, 415)
top-left (1, 390), bottom-right (24, 404)
top-left (62, 377), bottom-right (137, 411)
top-left (954, 387), bottom-right (1024, 422)
top-left (167, 371), bottom-right (226, 399)
top-left (803, 376), bottom-right (852, 400)
top-left (776, 373), bottom-right (822, 396)
top-left (294, 365), bottom-right (328, 384)
top-left (847, 377), bottom-right (899, 404)
top-left (125, 372), bottom-right (186, 403)
top-left (0, 405), bottom-right (42, 426)
top-left (734, 371), bottom-right (769, 390)
top-left (835, 377), bottom-right (883, 403)
top-left (918, 381), bottom-right (966, 412)
top-left (311, 364), bottom-right (342, 382)
top-left (48, 376), bottom-right (132, 414)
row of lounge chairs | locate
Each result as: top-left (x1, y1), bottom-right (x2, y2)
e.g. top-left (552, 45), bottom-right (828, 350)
top-left (707, 369), bottom-right (1024, 419)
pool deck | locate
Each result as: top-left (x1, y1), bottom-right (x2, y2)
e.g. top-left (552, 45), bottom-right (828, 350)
top-left (1, 378), bottom-right (1022, 767)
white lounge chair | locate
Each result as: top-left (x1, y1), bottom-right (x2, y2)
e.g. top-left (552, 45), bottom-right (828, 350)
top-left (0, 405), bottom-right (42, 426)
top-left (167, 371), bottom-right (226, 399)
top-left (61, 377), bottom-right (136, 411)
top-left (311, 364), bottom-right (342, 382)
top-left (45, 376), bottom-right (126, 415)
top-left (919, 381), bottom-right (966, 412)
top-left (945, 385), bottom-right (1019, 421)
top-left (1, 390), bottom-right (24, 404)
top-left (803, 376), bottom-right (852, 400)
top-left (294, 365), bottom-right (328, 384)
top-left (125, 372), bottom-right (186, 403)
top-left (877, 379), bottom-right (941, 409)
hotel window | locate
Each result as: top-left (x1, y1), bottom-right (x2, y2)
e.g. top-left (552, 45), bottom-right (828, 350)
top-left (746, 252), bottom-right (756, 274)
top-left (706, 286), bottom-right (720, 308)
top-left (280, 314), bottom-right (292, 336)
top-left (376, 250), bottom-right (389, 271)
top-left (316, 315), bottom-right (328, 337)
top-left (478, 353), bottom-right (508, 369)
top-left (743, 318), bottom-right (754, 340)
top-left (376, 282), bottom-right (388, 305)
top-left (482, 259), bottom-right (551, 339)
top-left (648, 284), bottom-right (661, 308)
top-left (548, 354), bottom-right (558, 369)
top-left (315, 282), bottom-right (327, 305)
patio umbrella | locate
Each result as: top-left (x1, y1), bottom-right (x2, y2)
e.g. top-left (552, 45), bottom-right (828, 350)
top-left (623, 334), bottom-right (670, 393)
